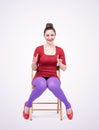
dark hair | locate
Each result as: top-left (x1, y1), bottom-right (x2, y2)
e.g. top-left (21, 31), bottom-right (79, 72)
top-left (44, 23), bottom-right (56, 35)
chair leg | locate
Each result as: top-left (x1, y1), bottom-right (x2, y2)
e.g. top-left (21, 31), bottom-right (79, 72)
top-left (60, 101), bottom-right (62, 120)
top-left (57, 99), bottom-right (59, 113)
top-left (29, 107), bottom-right (32, 120)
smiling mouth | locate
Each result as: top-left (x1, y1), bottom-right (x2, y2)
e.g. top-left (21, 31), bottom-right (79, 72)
top-left (48, 39), bottom-right (53, 42)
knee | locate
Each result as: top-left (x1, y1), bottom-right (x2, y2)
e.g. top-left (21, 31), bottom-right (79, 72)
top-left (47, 77), bottom-right (60, 90)
top-left (32, 77), bottom-right (47, 90)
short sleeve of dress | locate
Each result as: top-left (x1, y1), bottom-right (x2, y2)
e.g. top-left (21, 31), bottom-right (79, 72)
top-left (32, 45), bottom-right (43, 65)
top-left (59, 47), bottom-right (66, 65)
top-left (32, 46), bottom-right (41, 65)
top-left (33, 47), bottom-right (39, 57)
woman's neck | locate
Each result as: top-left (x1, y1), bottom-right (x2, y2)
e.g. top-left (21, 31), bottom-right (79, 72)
top-left (44, 43), bottom-right (56, 55)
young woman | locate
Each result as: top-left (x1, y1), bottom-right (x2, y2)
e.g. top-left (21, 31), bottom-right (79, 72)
top-left (23, 23), bottom-right (73, 120)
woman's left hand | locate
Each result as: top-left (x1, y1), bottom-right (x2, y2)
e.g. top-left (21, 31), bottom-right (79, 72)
top-left (57, 55), bottom-right (62, 66)
top-left (57, 55), bottom-right (67, 71)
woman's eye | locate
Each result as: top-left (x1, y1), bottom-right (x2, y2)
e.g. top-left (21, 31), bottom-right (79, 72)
top-left (46, 34), bottom-right (54, 37)
top-left (51, 34), bottom-right (54, 36)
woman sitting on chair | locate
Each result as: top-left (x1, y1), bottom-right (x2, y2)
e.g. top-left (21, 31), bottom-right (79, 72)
top-left (23, 23), bottom-right (73, 120)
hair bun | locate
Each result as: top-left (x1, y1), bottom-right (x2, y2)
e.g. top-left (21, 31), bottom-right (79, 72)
top-left (44, 23), bottom-right (56, 35)
top-left (46, 23), bottom-right (53, 28)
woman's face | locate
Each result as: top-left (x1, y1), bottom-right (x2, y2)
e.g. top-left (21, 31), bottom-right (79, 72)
top-left (44, 29), bottom-right (56, 44)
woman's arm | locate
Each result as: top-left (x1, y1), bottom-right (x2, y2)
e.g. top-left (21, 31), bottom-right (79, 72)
top-left (59, 62), bottom-right (67, 71)
top-left (57, 54), bottom-right (67, 71)
top-left (32, 54), bottom-right (38, 70)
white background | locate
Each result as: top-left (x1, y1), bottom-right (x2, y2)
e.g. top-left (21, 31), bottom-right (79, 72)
top-left (0, 0), bottom-right (99, 130)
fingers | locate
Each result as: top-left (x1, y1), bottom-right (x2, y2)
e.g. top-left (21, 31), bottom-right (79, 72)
top-left (57, 55), bottom-right (59, 59)
top-left (57, 55), bottom-right (60, 63)
top-left (35, 54), bottom-right (38, 61)
top-left (59, 59), bottom-right (62, 63)
top-left (57, 55), bottom-right (62, 66)
top-left (57, 55), bottom-right (59, 66)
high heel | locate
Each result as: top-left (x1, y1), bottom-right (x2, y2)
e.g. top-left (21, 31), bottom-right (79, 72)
top-left (66, 108), bottom-right (73, 120)
top-left (67, 111), bottom-right (73, 120)
top-left (23, 102), bottom-right (29, 119)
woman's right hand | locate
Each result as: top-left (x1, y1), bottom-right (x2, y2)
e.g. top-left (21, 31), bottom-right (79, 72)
top-left (32, 54), bottom-right (38, 70)
top-left (57, 55), bottom-right (62, 66)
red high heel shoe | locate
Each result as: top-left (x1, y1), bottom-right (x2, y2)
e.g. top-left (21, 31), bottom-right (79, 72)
top-left (66, 109), bottom-right (73, 120)
top-left (23, 102), bottom-right (29, 119)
